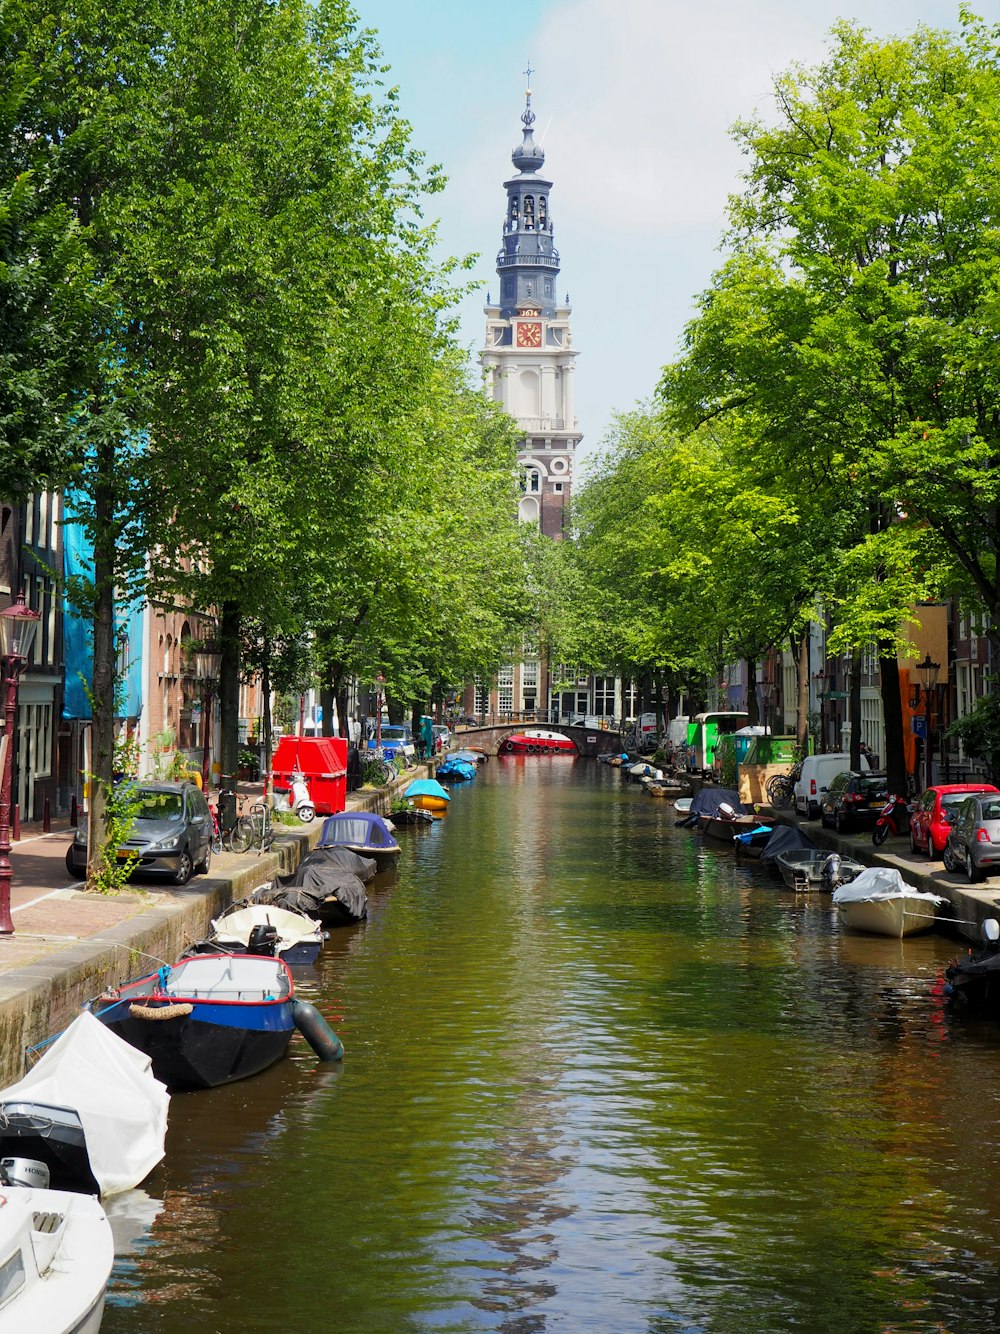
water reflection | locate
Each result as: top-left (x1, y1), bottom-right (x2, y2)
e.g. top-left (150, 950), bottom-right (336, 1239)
top-left (103, 762), bottom-right (1000, 1332)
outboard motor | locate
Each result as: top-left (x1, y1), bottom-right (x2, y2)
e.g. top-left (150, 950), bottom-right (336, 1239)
top-left (982, 918), bottom-right (1000, 954)
top-left (247, 923), bottom-right (279, 957)
top-left (717, 802), bottom-right (737, 821)
top-left (0, 1156), bottom-right (50, 1189)
top-left (821, 852), bottom-right (843, 892)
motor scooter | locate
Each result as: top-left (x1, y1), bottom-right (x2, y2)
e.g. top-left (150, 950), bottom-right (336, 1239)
top-left (287, 770), bottom-right (316, 823)
top-left (872, 793), bottom-right (911, 845)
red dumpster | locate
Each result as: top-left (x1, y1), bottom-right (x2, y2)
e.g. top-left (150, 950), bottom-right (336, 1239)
top-left (271, 736), bottom-right (347, 815)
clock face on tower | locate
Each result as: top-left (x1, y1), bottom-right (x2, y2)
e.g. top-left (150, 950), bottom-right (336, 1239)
top-left (516, 321), bottom-right (542, 348)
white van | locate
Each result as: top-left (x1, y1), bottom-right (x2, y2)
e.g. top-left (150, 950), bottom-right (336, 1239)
top-left (794, 752), bottom-right (872, 819)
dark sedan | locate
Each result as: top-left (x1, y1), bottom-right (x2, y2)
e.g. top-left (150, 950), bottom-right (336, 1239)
top-left (65, 781), bottom-right (213, 885)
top-left (820, 770), bottom-right (889, 833)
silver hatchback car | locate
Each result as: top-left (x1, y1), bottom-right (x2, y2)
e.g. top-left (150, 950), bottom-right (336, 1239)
top-left (944, 793), bottom-right (1000, 882)
top-left (65, 781), bottom-right (213, 885)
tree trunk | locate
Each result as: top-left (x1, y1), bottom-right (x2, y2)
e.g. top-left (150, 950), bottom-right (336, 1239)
top-left (849, 647), bottom-right (862, 770)
top-left (793, 629), bottom-right (809, 756)
top-left (261, 641), bottom-right (273, 804)
top-left (745, 657), bottom-right (760, 726)
top-left (879, 648), bottom-right (907, 796)
top-left (320, 663), bottom-right (334, 739)
top-left (86, 440), bottom-right (116, 886)
top-left (218, 600), bottom-right (242, 786)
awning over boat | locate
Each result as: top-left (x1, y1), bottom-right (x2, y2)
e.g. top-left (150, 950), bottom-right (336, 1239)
top-left (0, 1011), bottom-right (168, 1196)
top-left (832, 867), bottom-right (947, 905)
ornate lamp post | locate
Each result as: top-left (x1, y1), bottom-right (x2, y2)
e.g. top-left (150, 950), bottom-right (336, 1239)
top-left (0, 593), bottom-right (41, 936)
top-left (916, 653), bottom-right (940, 791)
top-left (194, 643), bottom-right (223, 791)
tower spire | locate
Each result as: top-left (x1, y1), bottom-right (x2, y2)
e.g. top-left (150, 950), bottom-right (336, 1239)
top-left (497, 72), bottom-right (558, 318)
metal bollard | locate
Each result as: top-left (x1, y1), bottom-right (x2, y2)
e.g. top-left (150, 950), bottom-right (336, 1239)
top-left (11, 805), bottom-right (19, 841)
top-left (43, 797), bottom-right (50, 833)
top-left (70, 794), bottom-right (78, 828)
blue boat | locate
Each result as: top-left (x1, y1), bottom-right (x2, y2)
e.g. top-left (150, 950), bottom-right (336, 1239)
top-left (93, 954), bottom-right (299, 1090)
top-left (437, 757), bottom-right (477, 782)
top-left (318, 811), bottom-right (401, 867)
top-left (452, 748), bottom-right (488, 765)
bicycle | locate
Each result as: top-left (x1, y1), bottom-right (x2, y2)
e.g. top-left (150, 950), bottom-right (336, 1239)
top-left (229, 800), bottom-right (274, 855)
top-left (766, 768), bottom-right (798, 810)
top-left (363, 746), bottom-right (397, 786)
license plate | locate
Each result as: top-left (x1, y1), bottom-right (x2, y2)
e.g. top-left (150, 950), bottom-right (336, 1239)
top-left (870, 801), bottom-right (885, 809)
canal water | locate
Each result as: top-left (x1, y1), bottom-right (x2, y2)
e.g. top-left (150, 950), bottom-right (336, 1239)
top-left (103, 760), bottom-right (1000, 1333)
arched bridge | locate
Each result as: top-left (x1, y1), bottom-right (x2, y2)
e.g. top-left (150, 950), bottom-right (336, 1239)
top-left (453, 722), bottom-right (623, 758)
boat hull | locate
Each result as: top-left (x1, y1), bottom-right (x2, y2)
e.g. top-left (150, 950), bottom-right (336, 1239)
top-left (500, 731), bottom-right (575, 755)
top-left (96, 1001), bottom-right (295, 1090)
top-left (701, 815), bottom-right (759, 842)
top-left (836, 897), bottom-right (938, 938)
top-left (409, 794), bottom-right (449, 812)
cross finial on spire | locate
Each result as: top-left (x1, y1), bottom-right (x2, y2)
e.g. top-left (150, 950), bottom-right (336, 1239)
top-left (522, 61), bottom-right (536, 127)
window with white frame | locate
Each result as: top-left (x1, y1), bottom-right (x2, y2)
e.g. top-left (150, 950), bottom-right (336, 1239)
top-left (497, 665), bottom-right (514, 714)
top-left (474, 675), bottom-right (489, 715)
top-left (593, 676), bottom-right (615, 715)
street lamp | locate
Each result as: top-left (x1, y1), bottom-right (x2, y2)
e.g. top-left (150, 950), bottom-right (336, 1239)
top-left (194, 642), bottom-right (223, 791)
top-left (375, 674), bottom-right (385, 751)
top-left (0, 593), bottom-right (41, 936)
top-left (916, 653), bottom-right (940, 791)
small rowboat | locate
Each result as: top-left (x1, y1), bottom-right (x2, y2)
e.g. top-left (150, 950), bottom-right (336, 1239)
top-left (403, 778), bottom-right (451, 813)
top-left (319, 812), bottom-right (401, 869)
top-left (93, 954), bottom-right (342, 1089)
top-left (832, 867), bottom-right (946, 937)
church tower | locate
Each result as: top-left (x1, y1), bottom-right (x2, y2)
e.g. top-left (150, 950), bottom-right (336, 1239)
top-left (480, 78), bottom-right (580, 537)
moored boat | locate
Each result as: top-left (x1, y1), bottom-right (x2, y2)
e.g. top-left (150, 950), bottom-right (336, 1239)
top-left (318, 812), bottom-right (401, 868)
top-left (945, 919), bottom-right (1000, 1009)
top-left (732, 823), bottom-right (773, 857)
top-left (775, 848), bottom-right (865, 892)
top-left (403, 777), bottom-right (451, 813)
top-left (499, 729), bottom-right (576, 755)
top-left (0, 1176), bottom-right (113, 1334)
top-left (832, 867), bottom-right (946, 938)
top-left (436, 756), bottom-right (477, 782)
top-left (93, 954), bottom-right (302, 1090)
top-left (204, 904), bottom-right (325, 965)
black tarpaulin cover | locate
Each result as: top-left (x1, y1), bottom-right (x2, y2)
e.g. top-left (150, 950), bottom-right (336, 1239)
top-left (295, 845), bottom-right (378, 883)
top-left (759, 824), bottom-right (816, 865)
top-left (678, 787), bottom-right (746, 826)
top-left (261, 869), bottom-right (368, 923)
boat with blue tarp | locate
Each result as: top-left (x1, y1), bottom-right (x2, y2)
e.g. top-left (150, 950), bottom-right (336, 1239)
top-left (318, 811), bottom-right (401, 867)
top-left (436, 757), bottom-right (477, 783)
top-left (403, 778), bottom-right (451, 813)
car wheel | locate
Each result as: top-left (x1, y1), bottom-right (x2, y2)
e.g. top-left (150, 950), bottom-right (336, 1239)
top-left (909, 830), bottom-right (919, 854)
top-left (966, 851), bottom-right (982, 885)
top-left (194, 843), bottom-right (211, 876)
top-left (943, 843), bottom-right (956, 873)
top-left (836, 811), bottom-right (847, 834)
top-left (173, 847), bottom-right (194, 886)
top-left (65, 847), bottom-right (82, 878)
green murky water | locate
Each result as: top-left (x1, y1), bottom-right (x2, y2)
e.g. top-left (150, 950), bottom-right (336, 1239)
top-left (102, 760), bottom-right (1000, 1332)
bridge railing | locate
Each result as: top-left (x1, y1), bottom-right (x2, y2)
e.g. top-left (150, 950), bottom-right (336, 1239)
top-left (452, 712), bottom-right (622, 731)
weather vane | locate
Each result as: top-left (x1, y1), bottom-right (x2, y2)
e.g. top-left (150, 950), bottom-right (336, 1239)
top-left (522, 60), bottom-right (535, 127)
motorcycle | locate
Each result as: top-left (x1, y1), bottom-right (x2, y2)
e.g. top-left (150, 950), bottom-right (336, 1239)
top-left (287, 770), bottom-right (316, 823)
top-left (872, 793), bottom-right (912, 846)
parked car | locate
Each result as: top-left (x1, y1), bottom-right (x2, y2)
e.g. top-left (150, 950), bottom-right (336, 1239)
top-left (944, 793), bottom-right (1000, 882)
top-left (795, 752), bottom-right (872, 820)
top-left (909, 783), bottom-right (1000, 858)
top-left (431, 724), bottom-right (450, 754)
top-left (65, 781), bottom-right (213, 885)
top-left (820, 770), bottom-right (889, 832)
top-left (372, 724), bottom-right (415, 760)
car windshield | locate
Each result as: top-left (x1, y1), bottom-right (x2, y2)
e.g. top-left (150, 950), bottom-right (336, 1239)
top-left (381, 727), bottom-right (409, 741)
top-left (135, 792), bottom-right (184, 822)
top-left (858, 776), bottom-right (888, 796)
top-left (942, 792), bottom-right (974, 811)
top-left (981, 801), bottom-right (1000, 821)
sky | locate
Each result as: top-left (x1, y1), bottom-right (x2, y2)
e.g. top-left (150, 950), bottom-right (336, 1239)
top-left (350, 0), bottom-right (971, 466)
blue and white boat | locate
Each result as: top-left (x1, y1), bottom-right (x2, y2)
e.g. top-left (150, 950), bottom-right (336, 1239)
top-left (93, 954), bottom-right (301, 1090)
top-left (318, 811), bottom-right (401, 867)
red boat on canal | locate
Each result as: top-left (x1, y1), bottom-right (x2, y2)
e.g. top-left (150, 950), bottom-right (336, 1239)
top-left (499, 728), bottom-right (576, 755)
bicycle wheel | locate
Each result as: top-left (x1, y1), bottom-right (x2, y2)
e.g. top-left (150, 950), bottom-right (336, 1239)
top-left (227, 817), bottom-right (254, 854)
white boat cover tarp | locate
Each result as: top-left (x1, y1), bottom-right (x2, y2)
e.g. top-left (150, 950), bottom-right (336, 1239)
top-left (0, 1010), bottom-right (169, 1196)
top-left (832, 867), bottom-right (947, 906)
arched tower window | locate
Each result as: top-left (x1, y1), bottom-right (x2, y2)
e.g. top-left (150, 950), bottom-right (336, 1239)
top-left (523, 195), bottom-right (534, 229)
top-left (509, 198), bottom-right (519, 229)
top-left (518, 495), bottom-right (540, 525)
top-left (538, 196), bottom-right (547, 229)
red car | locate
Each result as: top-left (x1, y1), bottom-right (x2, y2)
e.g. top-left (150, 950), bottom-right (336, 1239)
top-left (909, 782), bottom-right (1000, 857)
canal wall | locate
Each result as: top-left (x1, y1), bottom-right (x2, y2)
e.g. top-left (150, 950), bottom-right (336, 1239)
top-left (0, 765), bottom-right (427, 1084)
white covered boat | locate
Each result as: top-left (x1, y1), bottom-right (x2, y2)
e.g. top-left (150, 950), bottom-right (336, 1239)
top-left (0, 1010), bottom-right (169, 1196)
top-left (0, 1181), bottom-right (113, 1334)
top-left (832, 867), bottom-right (947, 938)
top-left (208, 903), bottom-right (325, 966)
